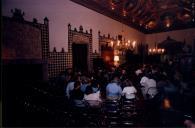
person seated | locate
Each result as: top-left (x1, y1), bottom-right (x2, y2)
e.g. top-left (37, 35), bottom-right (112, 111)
top-left (70, 81), bottom-right (86, 107)
top-left (65, 75), bottom-right (75, 99)
top-left (80, 75), bottom-right (90, 93)
top-left (106, 74), bottom-right (122, 100)
top-left (140, 75), bottom-right (157, 99)
top-left (91, 79), bottom-right (100, 93)
top-left (122, 79), bottom-right (137, 100)
top-left (84, 86), bottom-right (102, 107)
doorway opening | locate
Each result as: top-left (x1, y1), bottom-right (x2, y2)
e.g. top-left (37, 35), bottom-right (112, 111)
top-left (72, 43), bottom-right (88, 73)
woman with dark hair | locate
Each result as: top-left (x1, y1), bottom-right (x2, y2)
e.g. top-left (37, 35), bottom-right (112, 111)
top-left (122, 79), bottom-right (137, 100)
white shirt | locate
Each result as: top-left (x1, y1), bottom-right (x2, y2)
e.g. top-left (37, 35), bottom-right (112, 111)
top-left (84, 91), bottom-right (102, 106)
top-left (140, 76), bottom-right (149, 87)
top-left (84, 91), bottom-right (101, 101)
top-left (66, 81), bottom-right (75, 98)
top-left (122, 86), bottom-right (137, 99)
top-left (140, 77), bottom-right (157, 99)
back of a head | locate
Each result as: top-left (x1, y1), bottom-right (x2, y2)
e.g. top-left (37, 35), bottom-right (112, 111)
top-left (123, 79), bottom-right (133, 87)
top-left (85, 86), bottom-right (93, 95)
top-left (112, 73), bottom-right (120, 82)
top-left (91, 79), bottom-right (99, 88)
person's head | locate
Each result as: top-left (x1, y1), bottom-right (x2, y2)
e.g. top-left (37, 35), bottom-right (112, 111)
top-left (85, 86), bottom-right (93, 95)
top-left (112, 73), bottom-right (120, 83)
top-left (135, 69), bottom-right (142, 76)
top-left (67, 68), bottom-right (72, 73)
top-left (123, 79), bottom-right (133, 87)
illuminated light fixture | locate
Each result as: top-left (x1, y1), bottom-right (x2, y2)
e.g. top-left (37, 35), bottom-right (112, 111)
top-left (105, 56), bottom-right (110, 61)
top-left (139, 20), bottom-right (144, 26)
top-left (147, 20), bottom-right (157, 29)
top-left (127, 40), bottom-right (130, 46)
top-left (161, 49), bottom-right (165, 53)
top-left (111, 41), bottom-right (114, 47)
top-left (111, 6), bottom-right (115, 10)
top-left (149, 48), bottom-right (165, 54)
top-left (132, 41), bottom-right (136, 49)
top-left (117, 40), bottom-right (120, 46)
top-left (114, 55), bottom-right (119, 62)
top-left (111, 2), bottom-right (115, 10)
top-left (166, 22), bottom-right (171, 28)
top-left (163, 98), bottom-right (171, 109)
top-left (114, 55), bottom-right (119, 67)
top-left (123, 10), bottom-right (127, 16)
top-left (161, 12), bottom-right (174, 28)
top-left (110, 39), bottom-right (136, 52)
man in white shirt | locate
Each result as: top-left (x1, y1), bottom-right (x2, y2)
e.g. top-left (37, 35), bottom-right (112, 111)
top-left (66, 81), bottom-right (75, 99)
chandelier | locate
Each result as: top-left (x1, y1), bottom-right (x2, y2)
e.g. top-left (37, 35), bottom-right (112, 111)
top-left (110, 35), bottom-right (136, 52)
top-left (109, 35), bottom-right (137, 67)
top-left (148, 36), bottom-right (165, 55)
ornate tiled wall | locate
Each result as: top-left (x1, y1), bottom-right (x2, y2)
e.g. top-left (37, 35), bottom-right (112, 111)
top-left (48, 48), bottom-right (65, 78)
top-left (2, 17), bottom-right (42, 59)
top-left (67, 24), bottom-right (93, 72)
top-left (32, 18), bottom-right (49, 60)
top-left (2, 11), bottom-right (49, 60)
top-left (3, 10), bottom-right (102, 78)
top-left (2, 9), bottom-right (49, 80)
top-left (48, 24), bottom-right (102, 78)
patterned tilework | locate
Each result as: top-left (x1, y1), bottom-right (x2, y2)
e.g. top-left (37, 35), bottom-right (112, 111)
top-left (48, 48), bottom-right (69, 78)
top-left (33, 18), bottom-right (49, 60)
top-left (2, 17), bottom-right (42, 59)
top-left (92, 52), bottom-right (100, 60)
top-left (47, 24), bottom-right (95, 78)
top-left (67, 24), bottom-right (94, 72)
